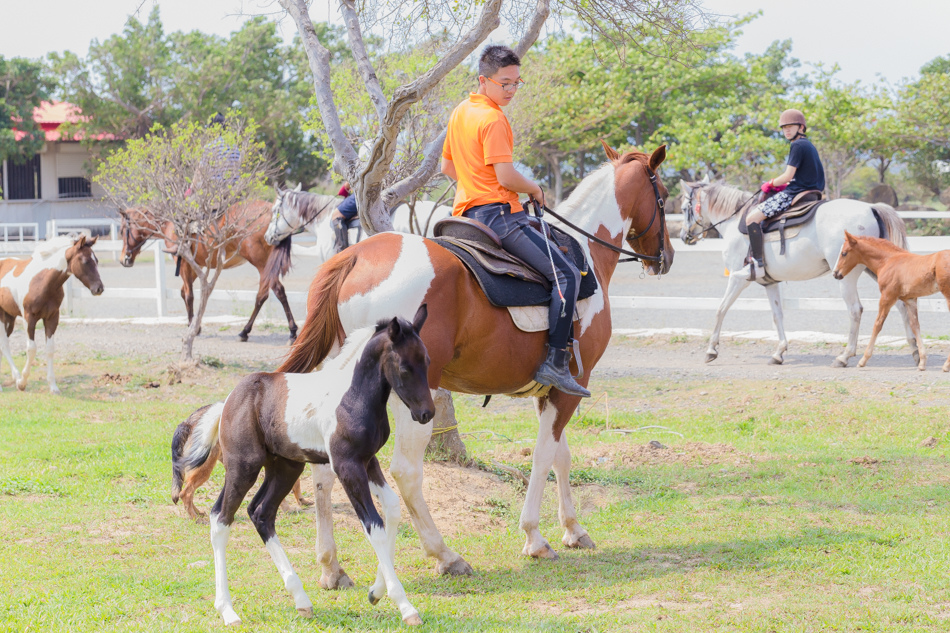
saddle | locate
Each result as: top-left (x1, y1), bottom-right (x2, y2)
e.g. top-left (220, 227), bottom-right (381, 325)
top-left (739, 190), bottom-right (827, 255)
top-left (430, 216), bottom-right (598, 308)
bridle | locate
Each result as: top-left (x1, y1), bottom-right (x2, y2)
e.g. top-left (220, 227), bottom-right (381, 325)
top-left (682, 185), bottom-right (756, 243)
top-left (269, 191), bottom-right (311, 240)
top-left (532, 169), bottom-right (667, 265)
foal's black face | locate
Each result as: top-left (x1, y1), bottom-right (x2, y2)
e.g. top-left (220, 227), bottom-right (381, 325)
top-left (383, 305), bottom-right (434, 424)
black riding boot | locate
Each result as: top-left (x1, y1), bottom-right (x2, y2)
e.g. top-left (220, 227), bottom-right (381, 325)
top-left (534, 345), bottom-right (591, 398)
top-left (745, 221), bottom-right (765, 280)
top-left (331, 217), bottom-right (350, 252)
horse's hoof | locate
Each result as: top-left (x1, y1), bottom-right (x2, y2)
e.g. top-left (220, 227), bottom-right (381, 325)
top-left (297, 607), bottom-right (314, 618)
top-left (319, 570), bottom-right (355, 590)
top-left (367, 589), bottom-right (381, 606)
top-left (942, 365), bottom-right (949, 373)
top-left (404, 614), bottom-right (423, 626)
top-left (296, 497), bottom-right (313, 507)
top-left (237, 332), bottom-right (249, 342)
top-left (15, 380), bottom-right (26, 392)
top-left (857, 359), bottom-right (868, 368)
top-left (564, 533), bottom-right (596, 549)
top-left (704, 353), bottom-right (718, 364)
top-left (50, 387), bottom-right (62, 396)
top-left (436, 556), bottom-right (473, 576)
top-left (832, 358), bottom-right (848, 368)
top-left (524, 543), bottom-right (559, 560)
top-left (768, 357), bottom-right (783, 365)
top-left (918, 364), bottom-right (927, 372)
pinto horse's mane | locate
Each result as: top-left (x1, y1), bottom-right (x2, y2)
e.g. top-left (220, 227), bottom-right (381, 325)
top-left (285, 190), bottom-right (339, 226)
top-left (33, 234), bottom-right (80, 258)
top-left (692, 182), bottom-right (755, 224)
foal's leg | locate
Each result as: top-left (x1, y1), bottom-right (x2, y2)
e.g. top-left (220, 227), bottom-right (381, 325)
top-left (706, 273), bottom-right (753, 363)
top-left (896, 299), bottom-right (922, 366)
top-left (42, 314), bottom-right (61, 395)
top-left (311, 463), bottom-right (355, 589)
top-left (335, 456), bottom-right (421, 625)
top-left (181, 443), bottom-right (221, 520)
top-left (0, 315), bottom-right (21, 389)
top-left (835, 271), bottom-right (864, 367)
top-left (858, 296), bottom-right (899, 368)
top-left (521, 393), bottom-right (574, 559)
top-left (209, 460), bottom-right (263, 626)
top-left (16, 316), bottom-right (38, 391)
top-left (365, 457), bottom-right (402, 605)
top-left (390, 393), bottom-right (472, 575)
top-left (899, 296), bottom-right (927, 371)
top-left (552, 432), bottom-right (594, 549)
top-left (247, 457), bottom-right (314, 618)
top-left (764, 283), bottom-right (788, 365)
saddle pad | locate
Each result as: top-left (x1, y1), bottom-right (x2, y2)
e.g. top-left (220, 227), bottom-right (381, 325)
top-left (764, 226), bottom-right (802, 243)
top-left (507, 297), bottom-right (595, 332)
top-left (431, 236), bottom-right (598, 308)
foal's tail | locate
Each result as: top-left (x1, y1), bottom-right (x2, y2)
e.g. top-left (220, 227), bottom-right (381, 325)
top-left (872, 203), bottom-right (908, 250)
top-left (277, 251), bottom-right (358, 374)
top-left (263, 237), bottom-right (294, 291)
top-left (171, 402), bottom-right (224, 504)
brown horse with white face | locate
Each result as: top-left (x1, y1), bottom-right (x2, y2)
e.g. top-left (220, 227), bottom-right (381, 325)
top-left (277, 143), bottom-right (672, 585)
top-left (118, 200), bottom-right (298, 343)
top-left (0, 235), bottom-right (104, 394)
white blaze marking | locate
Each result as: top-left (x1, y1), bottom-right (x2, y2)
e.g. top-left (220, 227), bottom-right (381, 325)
top-left (338, 233), bottom-right (436, 331)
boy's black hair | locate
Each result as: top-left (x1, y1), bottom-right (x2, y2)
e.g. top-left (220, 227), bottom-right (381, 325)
top-left (478, 45), bottom-right (520, 78)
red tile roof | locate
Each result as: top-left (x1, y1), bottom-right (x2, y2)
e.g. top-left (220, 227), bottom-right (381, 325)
top-left (14, 101), bottom-right (114, 142)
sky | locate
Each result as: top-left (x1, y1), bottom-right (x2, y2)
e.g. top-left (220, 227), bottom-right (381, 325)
top-left (4, 0), bottom-right (949, 86)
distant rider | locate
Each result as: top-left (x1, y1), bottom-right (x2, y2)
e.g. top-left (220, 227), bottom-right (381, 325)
top-left (738, 109), bottom-right (826, 280)
top-left (330, 182), bottom-right (358, 252)
top-left (441, 44), bottom-right (589, 398)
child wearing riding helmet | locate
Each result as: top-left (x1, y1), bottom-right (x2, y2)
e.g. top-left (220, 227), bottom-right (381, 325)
top-left (739, 109), bottom-right (826, 280)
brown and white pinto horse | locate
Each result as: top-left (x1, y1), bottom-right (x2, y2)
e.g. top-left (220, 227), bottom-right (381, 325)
top-left (118, 200), bottom-right (298, 343)
top-left (0, 235), bottom-right (104, 393)
top-left (174, 307), bottom-right (433, 626)
top-left (832, 231), bottom-right (950, 371)
top-left (278, 143), bottom-right (672, 583)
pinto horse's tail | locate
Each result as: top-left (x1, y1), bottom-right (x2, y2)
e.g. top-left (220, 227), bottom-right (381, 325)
top-left (278, 252), bottom-right (358, 374)
top-left (872, 203), bottom-right (908, 250)
top-left (263, 237), bottom-right (293, 291)
top-left (171, 402), bottom-right (224, 504)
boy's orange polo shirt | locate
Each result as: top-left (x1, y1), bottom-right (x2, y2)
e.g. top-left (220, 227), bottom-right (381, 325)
top-left (442, 93), bottom-right (522, 216)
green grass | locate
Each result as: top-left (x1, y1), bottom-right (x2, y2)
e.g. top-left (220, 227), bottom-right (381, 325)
top-left (2, 352), bottom-right (950, 631)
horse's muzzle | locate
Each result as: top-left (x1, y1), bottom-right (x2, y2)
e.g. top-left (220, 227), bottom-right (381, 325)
top-left (90, 282), bottom-right (105, 296)
top-left (832, 270), bottom-right (843, 280)
top-left (412, 407), bottom-right (434, 424)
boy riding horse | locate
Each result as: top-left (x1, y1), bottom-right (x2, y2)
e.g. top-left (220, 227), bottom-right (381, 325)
top-left (739, 108), bottom-right (826, 281)
top-left (440, 45), bottom-right (589, 398)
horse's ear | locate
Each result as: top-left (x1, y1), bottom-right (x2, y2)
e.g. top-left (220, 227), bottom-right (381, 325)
top-left (75, 234), bottom-right (87, 248)
top-left (701, 173), bottom-right (710, 184)
top-left (600, 139), bottom-right (621, 162)
top-left (293, 183), bottom-right (302, 192)
top-left (387, 316), bottom-right (403, 341)
top-left (275, 183), bottom-right (283, 196)
top-left (87, 235), bottom-right (98, 248)
top-left (648, 145), bottom-right (667, 172)
top-left (844, 231), bottom-right (856, 245)
top-left (118, 208), bottom-right (129, 220)
top-left (412, 303), bottom-right (428, 333)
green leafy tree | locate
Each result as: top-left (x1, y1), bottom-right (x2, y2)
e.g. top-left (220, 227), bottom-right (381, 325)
top-left (96, 116), bottom-right (273, 363)
top-left (897, 56), bottom-right (950, 198)
top-left (0, 56), bottom-right (54, 172)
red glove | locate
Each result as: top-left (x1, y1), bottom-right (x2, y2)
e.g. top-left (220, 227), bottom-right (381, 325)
top-left (760, 181), bottom-right (788, 194)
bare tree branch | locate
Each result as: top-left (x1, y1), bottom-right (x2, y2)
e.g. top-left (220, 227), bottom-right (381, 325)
top-left (340, 0), bottom-right (388, 123)
top-left (514, 0), bottom-right (551, 58)
top-left (384, 129), bottom-right (446, 207)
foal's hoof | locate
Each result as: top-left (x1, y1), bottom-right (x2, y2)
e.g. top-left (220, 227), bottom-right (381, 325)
top-left (704, 353), bottom-right (718, 364)
top-left (15, 380), bottom-right (26, 392)
top-left (524, 543), bottom-right (559, 560)
top-left (404, 614), bottom-right (423, 626)
top-left (297, 606), bottom-right (314, 618)
top-left (367, 588), bottom-right (381, 606)
top-left (319, 570), bottom-right (355, 590)
top-left (564, 533), bottom-right (596, 549)
top-left (768, 356), bottom-right (783, 365)
top-left (436, 556), bottom-right (473, 576)
top-left (831, 358), bottom-right (848, 368)
top-left (296, 497), bottom-right (314, 508)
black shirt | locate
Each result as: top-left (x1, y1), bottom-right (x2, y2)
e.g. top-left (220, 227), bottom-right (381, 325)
top-left (785, 136), bottom-right (825, 195)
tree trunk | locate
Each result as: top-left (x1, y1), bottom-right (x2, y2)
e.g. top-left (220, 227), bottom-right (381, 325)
top-left (425, 388), bottom-right (467, 463)
top-left (546, 153), bottom-right (563, 204)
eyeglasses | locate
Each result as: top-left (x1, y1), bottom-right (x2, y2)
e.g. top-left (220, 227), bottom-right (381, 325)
top-left (485, 76), bottom-right (526, 92)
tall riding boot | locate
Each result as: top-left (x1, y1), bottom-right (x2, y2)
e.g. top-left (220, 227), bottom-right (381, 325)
top-left (534, 345), bottom-right (591, 398)
top-left (331, 217), bottom-right (350, 252)
top-left (745, 221), bottom-right (765, 281)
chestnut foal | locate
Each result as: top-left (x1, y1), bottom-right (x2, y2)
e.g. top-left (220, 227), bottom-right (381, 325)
top-left (172, 306), bottom-right (433, 626)
top-left (833, 231), bottom-right (948, 370)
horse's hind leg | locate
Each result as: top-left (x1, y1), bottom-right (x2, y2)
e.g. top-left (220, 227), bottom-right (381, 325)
top-left (310, 463), bottom-right (354, 589)
top-left (897, 297), bottom-right (926, 370)
top-left (180, 264), bottom-right (200, 335)
top-left (181, 443), bottom-right (221, 520)
top-left (552, 431), bottom-right (594, 549)
top-left (0, 314), bottom-right (21, 390)
top-left (335, 455), bottom-right (421, 625)
top-left (209, 460), bottom-right (262, 626)
top-left (248, 457), bottom-right (314, 618)
top-left (896, 298), bottom-right (922, 366)
top-left (42, 315), bottom-right (61, 395)
top-left (765, 283), bottom-right (788, 364)
top-left (707, 274), bottom-right (753, 363)
top-left (237, 277), bottom-right (269, 342)
top-left (390, 395), bottom-right (472, 576)
top-left (835, 272), bottom-right (865, 367)
top-left (271, 280), bottom-right (298, 344)
top-left (16, 317), bottom-right (38, 391)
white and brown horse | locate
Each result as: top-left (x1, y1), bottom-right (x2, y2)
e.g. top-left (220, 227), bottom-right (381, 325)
top-left (119, 200), bottom-right (298, 343)
top-left (277, 143), bottom-right (673, 583)
top-left (0, 235), bottom-right (104, 394)
top-left (173, 306), bottom-right (433, 626)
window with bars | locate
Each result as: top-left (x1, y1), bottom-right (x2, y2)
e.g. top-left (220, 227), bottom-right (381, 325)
top-left (7, 155), bottom-right (42, 200)
top-left (58, 177), bottom-right (92, 198)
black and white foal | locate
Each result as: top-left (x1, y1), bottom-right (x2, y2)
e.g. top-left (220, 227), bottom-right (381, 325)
top-left (172, 306), bottom-right (433, 626)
